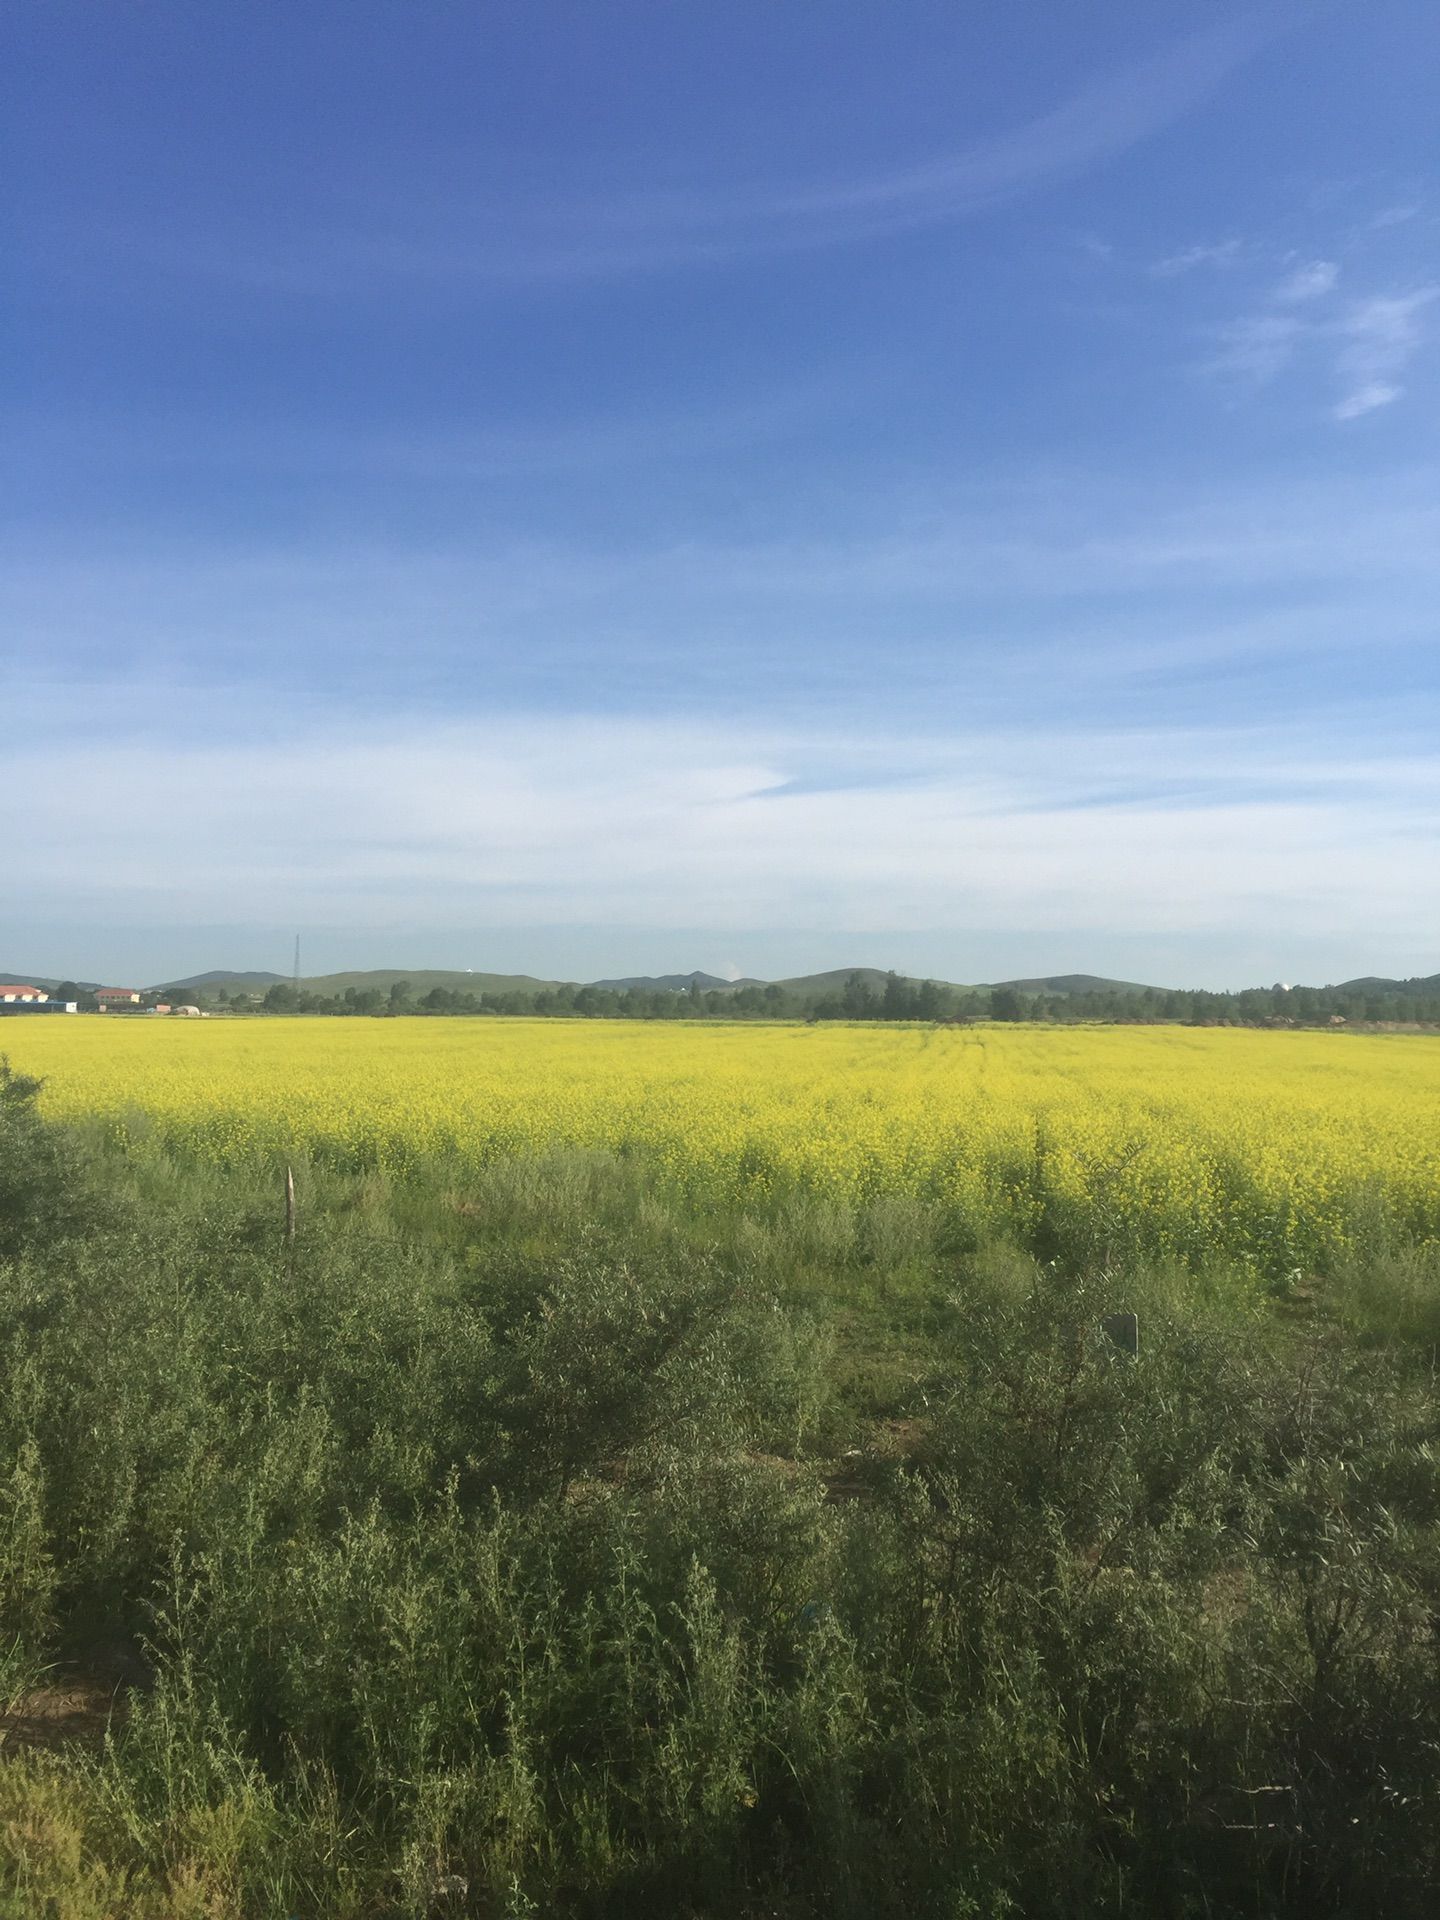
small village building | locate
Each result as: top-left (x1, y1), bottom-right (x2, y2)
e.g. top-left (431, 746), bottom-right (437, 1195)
top-left (0, 985), bottom-right (47, 1003)
top-left (96, 988), bottom-right (142, 1010)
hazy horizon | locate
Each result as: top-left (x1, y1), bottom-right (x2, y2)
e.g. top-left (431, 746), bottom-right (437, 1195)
top-left (4, 925), bottom-right (1431, 996)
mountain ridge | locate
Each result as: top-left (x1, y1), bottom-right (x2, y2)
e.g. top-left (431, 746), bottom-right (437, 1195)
top-left (8, 963), bottom-right (1437, 1003)
top-left (158, 970), bottom-right (287, 990)
top-left (1335, 974), bottom-right (1440, 995)
top-left (591, 971), bottom-right (768, 993)
top-left (980, 973), bottom-right (1152, 997)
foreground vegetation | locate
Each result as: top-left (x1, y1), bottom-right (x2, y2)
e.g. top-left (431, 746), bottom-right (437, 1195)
top-left (3, 1032), bottom-right (1440, 1915)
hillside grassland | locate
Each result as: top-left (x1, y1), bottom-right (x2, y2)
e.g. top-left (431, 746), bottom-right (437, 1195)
top-left (2, 1022), bottom-right (1440, 1916)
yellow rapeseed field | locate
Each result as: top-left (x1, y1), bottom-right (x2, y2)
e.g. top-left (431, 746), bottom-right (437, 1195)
top-left (5, 1017), bottom-right (1438, 1273)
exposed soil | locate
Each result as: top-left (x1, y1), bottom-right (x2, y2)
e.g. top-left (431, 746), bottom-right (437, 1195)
top-left (0, 1645), bottom-right (150, 1757)
top-left (0, 1677), bottom-right (124, 1755)
top-left (824, 1415), bottom-right (928, 1502)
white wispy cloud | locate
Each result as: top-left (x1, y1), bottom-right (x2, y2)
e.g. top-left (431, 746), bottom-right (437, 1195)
top-left (3, 704), bottom-right (1435, 946)
top-left (1333, 382), bottom-right (1400, 420)
top-left (1208, 310), bottom-right (1305, 383)
top-left (6, 451), bottom-right (1435, 967)
top-left (1333, 288), bottom-right (1439, 418)
top-left (95, 15), bottom-right (1276, 289)
top-left (1194, 260), bottom-right (1339, 383)
top-left (1152, 238), bottom-right (1244, 276)
top-left (6, 466), bottom-right (1439, 692)
top-left (1193, 226), bottom-right (1435, 420)
top-left (1273, 258), bottom-right (1339, 302)
top-left (7, 373), bottom-right (848, 486)
top-left (726, 17), bottom-right (1267, 231)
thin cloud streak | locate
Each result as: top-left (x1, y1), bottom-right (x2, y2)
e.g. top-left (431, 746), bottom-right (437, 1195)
top-left (1209, 310), bottom-right (1305, 383)
top-left (4, 707), bottom-right (1436, 947)
top-left (9, 464), bottom-right (1438, 647)
top-left (1152, 238), bottom-right (1244, 276)
top-left (1333, 288), bottom-right (1439, 418)
top-left (685, 15), bottom-right (1274, 227)
top-left (1273, 258), bottom-right (1338, 302)
top-left (1198, 243), bottom-right (1436, 420)
top-left (98, 14), bottom-right (1280, 291)
top-left (7, 374), bottom-right (850, 485)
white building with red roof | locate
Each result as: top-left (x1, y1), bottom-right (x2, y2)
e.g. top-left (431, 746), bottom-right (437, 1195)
top-left (0, 985), bottom-right (48, 1003)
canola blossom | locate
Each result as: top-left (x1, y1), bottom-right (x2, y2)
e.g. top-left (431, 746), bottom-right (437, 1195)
top-left (6, 1017), bottom-right (1439, 1275)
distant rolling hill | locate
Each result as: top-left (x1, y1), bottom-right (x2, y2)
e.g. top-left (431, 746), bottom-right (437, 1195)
top-left (772, 967), bottom-right (890, 997)
top-left (157, 970), bottom-right (286, 992)
top-left (772, 967), bottom-right (972, 997)
top-left (592, 971), bottom-right (768, 993)
top-left (1335, 973), bottom-right (1440, 995)
top-left (153, 968), bottom-right (566, 997)
top-left (1, 975), bottom-right (101, 992)
top-left (298, 968), bottom-right (570, 997)
top-left (984, 973), bottom-right (1155, 997)
top-left (95, 960), bottom-right (1439, 1010)
top-left (152, 963), bottom-right (974, 1001)
top-left (770, 969), bottom-right (1156, 999)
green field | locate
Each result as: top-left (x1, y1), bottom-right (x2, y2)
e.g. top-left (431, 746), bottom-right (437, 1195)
top-left (2, 1037), bottom-right (1439, 1917)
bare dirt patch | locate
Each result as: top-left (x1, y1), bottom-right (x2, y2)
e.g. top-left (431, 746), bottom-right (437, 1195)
top-left (0, 1678), bottom-right (123, 1756)
top-left (824, 1415), bottom-right (929, 1503)
top-left (0, 1647), bottom-right (150, 1757)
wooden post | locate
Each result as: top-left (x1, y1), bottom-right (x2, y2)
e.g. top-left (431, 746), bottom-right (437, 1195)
top-left (284, 1162), bottom-right (296, 1245)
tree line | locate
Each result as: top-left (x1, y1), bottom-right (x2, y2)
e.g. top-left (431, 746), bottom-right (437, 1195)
top-left (239, 972), bottom-right (1440, 1026)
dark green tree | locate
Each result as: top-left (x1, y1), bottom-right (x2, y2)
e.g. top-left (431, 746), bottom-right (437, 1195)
top-left (842, 972), bottom-right (876, 1018)
top-left (51, 981), bottom-right (99, 1012)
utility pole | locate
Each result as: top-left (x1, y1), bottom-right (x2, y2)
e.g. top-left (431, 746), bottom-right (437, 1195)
top-left (293, 934), bottom-right (301, 994)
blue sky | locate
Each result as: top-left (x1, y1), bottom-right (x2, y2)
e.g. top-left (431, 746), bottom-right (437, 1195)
top-left (5, 0), bottom-right (1438, 988)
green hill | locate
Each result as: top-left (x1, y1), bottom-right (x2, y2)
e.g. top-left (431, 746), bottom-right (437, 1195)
top-left (984, 973), bottom-right (1155, 997)
top-left (63, 960), bottom-right (1440, 1012)
top-left (772, 967), bottom-right (972, 998)
top-left (1335, 973), bottom-right (1440, 995)
top-left (0, 974), bottom-right (103, 993)
top-left (592, 972), bottom-right (768, 993)
top-left (298, 968), bottom-right (570, 998)
top-left (156, 970), bottom-right (286, 993)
